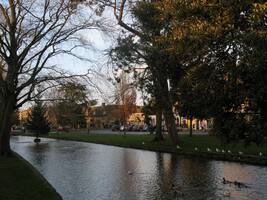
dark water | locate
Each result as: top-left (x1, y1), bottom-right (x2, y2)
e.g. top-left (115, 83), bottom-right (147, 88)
top-left (11, 136), bottom-right (267, 200)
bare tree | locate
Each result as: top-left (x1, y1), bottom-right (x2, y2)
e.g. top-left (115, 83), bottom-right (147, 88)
top-left (114, 71), bottom-right (136, 127)
top-left (0, 0), bottom-right (106, 156)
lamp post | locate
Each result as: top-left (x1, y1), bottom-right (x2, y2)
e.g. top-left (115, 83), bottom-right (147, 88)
top-left (167, 78), bottom-right (171, 92)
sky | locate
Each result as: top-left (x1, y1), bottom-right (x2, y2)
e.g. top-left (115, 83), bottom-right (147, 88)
top-left (47, 6), bottom-right (144, 106)
top-left (18, 2), bottom-right (144, 109)
top-left (50, 33), bottom-right (116, 105)
top-left (20, 5), bottom-right (117, 109)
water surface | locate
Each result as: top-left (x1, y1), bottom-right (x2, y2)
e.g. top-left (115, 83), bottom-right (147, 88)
top-left (11, 136), bottom-right (267, 200)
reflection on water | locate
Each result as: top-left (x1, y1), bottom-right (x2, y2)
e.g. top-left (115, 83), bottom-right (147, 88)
top-left (11, 136), bottom-right (267, 200)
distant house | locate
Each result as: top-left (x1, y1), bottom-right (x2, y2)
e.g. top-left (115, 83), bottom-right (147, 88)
top-left (146, 112), bottom-right (213, 131)
top-left (18, 104), bottom-right (213, 131)
top-left (85, 104), bottom-right (123, 128)
top-left (18, 108), bottom-right (31, 124)
top-left (19, 103), bottom-right (139, 129)
top-left (127, 112), bottom-right (144, 124)
top-left (85, 103), bottom-right (144, 129)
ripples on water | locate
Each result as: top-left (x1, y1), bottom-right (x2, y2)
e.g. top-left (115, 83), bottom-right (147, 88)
top-left (11, 136), bottom-right (267, 200)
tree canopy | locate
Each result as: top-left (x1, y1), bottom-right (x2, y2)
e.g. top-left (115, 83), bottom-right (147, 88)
top-left (159, 0), bottom-right (267, 143)
top-left (48, 82), bottom-right (89, 128)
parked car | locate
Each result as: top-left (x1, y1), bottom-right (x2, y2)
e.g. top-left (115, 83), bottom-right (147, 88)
top-left (120, 125), bottom-right (132, 131)
top-left (120, 125), bottom-right (126, 131)
top-left (132, 124), bottom-right (139, 131)
top-left (143, 124), bottom-right (148, 131)
top-left (127, 124), bottom-right (134, 131)
top-left (111, 124), bottom-right (120, 131)
top-left (126, 124), bottom-right (147, 132)
top-left (138, 124), bottom-right (144, 131)
top-left (11, 125), bottom-right (25, 135)
top-left (57, 126), bottom-right (69, 132)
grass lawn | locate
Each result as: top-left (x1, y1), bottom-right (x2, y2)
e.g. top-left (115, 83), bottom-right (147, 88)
top-left (48, 132), bottom-right (267, 165)
top-left (0, 155), bottom-right (62, 200)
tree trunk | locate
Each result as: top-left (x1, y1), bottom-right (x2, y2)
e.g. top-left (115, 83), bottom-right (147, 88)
top-left (189, 116), bottom-right (193, 137)
top-left (154, 102), bottom-right (163, 141)
top-left (0, 96), bottom-right (16, 156)
top-left (163, 103), bottom-right (179, 144)
top-left (260, 99), bottom-right (267, 130)
top-left (152, 75), bottom-right (179, 144)
top-left (149, 59), bottom-right (179, 144)
top-left (160, 77), bottom-right (179, 144)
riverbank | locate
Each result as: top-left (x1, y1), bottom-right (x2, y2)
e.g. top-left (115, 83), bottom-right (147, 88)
top-left (0, 154), bottom-right (62, 200)
top-left (47, 132), bottom-right (267, 166)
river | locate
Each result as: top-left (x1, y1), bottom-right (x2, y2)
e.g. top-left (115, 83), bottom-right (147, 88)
top-left (11, 136), bottom-right (267, 200)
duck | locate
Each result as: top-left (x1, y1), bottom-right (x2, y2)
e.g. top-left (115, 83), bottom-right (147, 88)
top-left (233, 181), bottom-right (248, 188)
top-left (222, 178), bottom-right (232, 185)
top-left (127, 171), bottom-right (134, 175)
top-left (223, 191), bottom-right (231, 197)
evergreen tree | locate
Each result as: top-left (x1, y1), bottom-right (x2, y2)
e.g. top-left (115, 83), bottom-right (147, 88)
top-left (27, 99), bottom-right (50, 135)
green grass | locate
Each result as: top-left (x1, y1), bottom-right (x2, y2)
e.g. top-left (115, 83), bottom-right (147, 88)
top-left (48, 132), bottom-right (267, 165)
top-left (47, 132), bottom-right (267, 155)
top-left (179, 135), bottom-right (267, 154)
top-left (0, 155), bottom-right (62, 200)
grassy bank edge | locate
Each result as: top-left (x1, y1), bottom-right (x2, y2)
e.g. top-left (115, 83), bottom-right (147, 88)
top-left (43, 133), bottom-right (267, 166)
top-left (0, 153), bottom-right (62, 200)
top-left (15, 152), bottom-right (63, 199)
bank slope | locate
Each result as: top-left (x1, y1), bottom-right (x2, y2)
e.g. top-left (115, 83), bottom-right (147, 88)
top-left (0, 155), bottom-right (62, 200)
